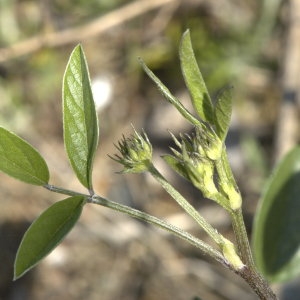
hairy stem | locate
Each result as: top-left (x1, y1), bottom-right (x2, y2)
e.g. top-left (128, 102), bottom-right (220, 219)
top-left (44, 183), bottom-right (277, 298)
top-left (230, 209), bottom-right (278, 299)
top-left (230, 208), bottom-right (255, 269)
top-left (90, 194), bottom-right (229, 267)
top-left (238, 266), bottom-right (278, 300)
top-left (43, 183), bottom-right (228, 267)
top-left (43, 184), bottom-right (88, 197)
top-left (202, 146), bottom-right (277, 299)
top-left (148, 163), bottom-right (225, 245)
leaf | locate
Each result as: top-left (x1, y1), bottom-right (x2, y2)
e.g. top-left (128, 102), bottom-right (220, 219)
top-left (0, 127), bottom-right (49, 185)
top-left (214, 86), bottom-right (233, 141)
top-left (14, 196), bottom-right (86, 280)
top-left (253, 146), bottom-right (300, 283)
top-left (139, 58), bottom-right (200, 126)
top-left (179, 29), bottom-right (214, 123)
top-left (63, 44), bottom-right (99, 190)
top-left (162, 154), bottom-right (190, 181)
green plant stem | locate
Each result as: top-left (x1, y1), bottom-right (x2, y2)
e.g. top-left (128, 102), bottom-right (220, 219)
top-left (43, 183), bottom-right (228, 267)
top-left (91, 193), bottom-right (278, 300)
top-left (148, 163), bottom-right (225, 245)
top-left (219, 148), bottom-right (240, 191)
top-left (230, 208), bottom-right (278, 299)
top-left (43, 184), bottom-right (88, 198)
top-left (215, 150), bottom-right (255, 268)
top-left (90, 194), bottom-right (228, 267)
top-left (215, 188), bottom-right (277, 299)
top-left (230, 208), bottom-right (255, 270)
top-left (44, 183), bottom-right (277, 298)
top-left (216, 153), bottom-right (277, 299)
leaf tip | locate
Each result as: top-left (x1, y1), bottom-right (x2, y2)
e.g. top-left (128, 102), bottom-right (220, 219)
top-left (182, 28), bottom-right (190, 36)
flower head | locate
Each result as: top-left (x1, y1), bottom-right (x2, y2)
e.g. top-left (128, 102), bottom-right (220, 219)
top-left (110, 128), bottom-right (152, 173)
top-left (195, 123), bottom-right (223, 161)
top-left (166, 125), bottom-right (220, 197)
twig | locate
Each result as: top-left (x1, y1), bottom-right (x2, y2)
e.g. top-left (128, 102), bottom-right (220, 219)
top-left (0, 0), bottom-right (180, 63)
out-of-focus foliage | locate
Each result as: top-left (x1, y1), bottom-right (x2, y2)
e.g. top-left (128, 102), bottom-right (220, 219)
top-left (0, 1), bottom-right (281, 114)
top-left (0, 0), bottom-right (129, 133)
top-left (253, 147), bottom-right (300, 283)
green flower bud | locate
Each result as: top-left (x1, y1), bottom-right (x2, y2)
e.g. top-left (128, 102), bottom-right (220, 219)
top-left (195, 124), bottom-right (223, 161)
top-left (220, 183), bottom-right (242, 210)
top-left (169, 131), bottom-right (219, 198)
top-left (203, 171), bottom-right (219, 195)
top-left (221, 239), bottom-right (245, 270)
top-left (193, 159), bottom-right (217, 196)
top-left (110, 128), bottom-right (152, 173)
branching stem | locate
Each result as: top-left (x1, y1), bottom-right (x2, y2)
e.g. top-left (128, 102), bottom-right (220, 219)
top-left (44, 183), bottom-right (277, 299)
top-left (90, 194), bottom-right (228, 267)
top-left (148, 163), bottom-right (225, 245)
top-left (43, 183), bottom-right (228, 268)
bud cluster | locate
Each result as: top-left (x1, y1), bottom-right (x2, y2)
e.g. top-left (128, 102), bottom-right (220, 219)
top-left (166, 123), bottom-right (243, 211)
top-left (111, 128), bottom-right (152, 173)
top-left (168, 124), bottom-right (221, 198)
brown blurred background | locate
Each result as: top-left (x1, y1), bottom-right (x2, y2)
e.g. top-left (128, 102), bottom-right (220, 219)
top-left (0, 0), bottom-right (299, 299)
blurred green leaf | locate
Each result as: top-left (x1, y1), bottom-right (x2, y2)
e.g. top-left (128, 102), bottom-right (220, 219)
top-left (63, 44), bottom-right (99, 190)
top-left (253, 146), bottom-right (300, 283)
top-left (0, 127), bottom-right (49, 185)
top-left (214, 87), bottom-right (233, 141)
top-left (179, 30), bottom-right (214, 123)
top-left (139, 58), bottom-right (200, 126)
top-left (14, 196), bottom-right (86, 280)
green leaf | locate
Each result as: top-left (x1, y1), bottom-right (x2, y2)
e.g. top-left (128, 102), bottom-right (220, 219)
top-left (253, 146), bottom-right (300, 283)
top-left (179, 29), bottom-right (214, 123)
top-left (0, 127), bottom-right (49, 185)
top-left (14, 196), bottom-right (86, 280)
top-left (139, 58), bottom-right (200, 126)
top-left (214, 86), bottom-right (233, 141)
top-left (63, 44), bottom-right (99, 190)
top-left (162, 154), bottom-right (190, 181)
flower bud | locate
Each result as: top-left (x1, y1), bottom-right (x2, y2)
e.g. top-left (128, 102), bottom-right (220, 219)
top-left (110, 128), bottom-right (152, 173)
top-left (195, 124), bottom-right (223, 161)
top-left (221, 239), bottom-right (245, 270)
top-left (169, 131), bottom-right (219, 198)
top-left (220, 183), bottom-right (242, 210)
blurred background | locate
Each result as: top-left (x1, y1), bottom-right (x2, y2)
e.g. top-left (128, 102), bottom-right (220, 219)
top-left (0, 0), bottom-right (299, 299)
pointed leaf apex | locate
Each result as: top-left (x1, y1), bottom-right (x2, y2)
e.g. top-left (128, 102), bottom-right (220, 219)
top-left (179, 30), bottom-right (214, 123)
top-left (14, 196), bottom-right (85, 280)
top-left (0, 127), bottom-right (49, 185)
top-left (63, 44), bottom-right (99, 190)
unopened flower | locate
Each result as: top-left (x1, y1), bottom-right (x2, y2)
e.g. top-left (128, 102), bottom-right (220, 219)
top-left (221, 239), bottom-right (245, 270)
top-left (167, 129), bottom-right (219, 197)
top-left (219, 182), bottom-right (242, 210)
top-left (110, 128), bottom-right (152, 173)
top-left (195, 124), bottom-right (223, 161)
